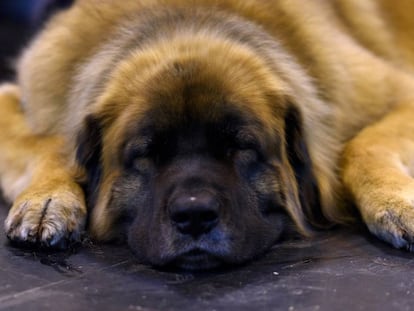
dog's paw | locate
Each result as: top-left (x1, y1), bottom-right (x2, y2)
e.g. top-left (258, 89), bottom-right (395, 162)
top-left (363, 187), bottom-right (414, 251)
top-left (4, 186), bottom-right (87, 249)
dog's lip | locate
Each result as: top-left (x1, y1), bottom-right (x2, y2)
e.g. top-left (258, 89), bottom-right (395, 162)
top-left (183, 249), bottom-right (207, 257)
top-left (173, 249), bottom-right (221, 270)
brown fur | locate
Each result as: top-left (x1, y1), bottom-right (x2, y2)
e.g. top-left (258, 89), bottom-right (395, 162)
top-left (1, 0), bottom-right (414, 266)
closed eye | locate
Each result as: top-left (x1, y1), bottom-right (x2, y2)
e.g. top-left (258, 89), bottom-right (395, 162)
top-left (123, 138), bottom-right (152, 167)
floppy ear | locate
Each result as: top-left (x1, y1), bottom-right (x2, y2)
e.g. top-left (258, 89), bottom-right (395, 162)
top-left (75, 114), bottom-right (103, 209)
top-left (284, 104), bottom-right (331, 230)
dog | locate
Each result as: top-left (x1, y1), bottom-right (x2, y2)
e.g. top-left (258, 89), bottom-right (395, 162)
top-left (1, 0), bottom-right (414, 270)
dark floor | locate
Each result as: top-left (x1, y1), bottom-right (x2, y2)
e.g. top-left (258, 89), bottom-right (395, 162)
top-left (2, 7), bottom-right (414, 311)
top-left (1, 199), bottom-right (414, 311)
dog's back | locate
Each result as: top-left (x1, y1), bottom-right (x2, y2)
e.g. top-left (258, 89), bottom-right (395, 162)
top-left (17, 0), bottom-right (414, 135)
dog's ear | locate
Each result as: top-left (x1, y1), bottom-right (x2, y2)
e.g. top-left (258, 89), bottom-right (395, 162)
top-left (284, 104), bottom-right (331, 231)
top-left (76, 114), bottom-right (103, 208)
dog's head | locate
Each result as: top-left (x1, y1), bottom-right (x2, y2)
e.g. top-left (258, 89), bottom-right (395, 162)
top-left (75, 38), bottom-right (328, 270)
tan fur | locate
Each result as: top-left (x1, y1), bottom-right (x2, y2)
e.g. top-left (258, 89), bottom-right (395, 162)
top-left (0, 85), bottom-right (86, 244)
top-left (1, 0), bottom-right (414, 250)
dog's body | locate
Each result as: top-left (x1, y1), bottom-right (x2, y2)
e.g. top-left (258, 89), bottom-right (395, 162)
top-left (1, 0), bottom-right (414, 269)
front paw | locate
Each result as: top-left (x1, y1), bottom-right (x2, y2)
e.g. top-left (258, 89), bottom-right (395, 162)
top-left (4, 186), bottom-right (87, 249)
top-left (363, 189), bottom-right (414, 251)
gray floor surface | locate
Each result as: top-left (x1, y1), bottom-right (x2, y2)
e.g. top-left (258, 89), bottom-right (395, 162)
top-left (1, 198), bottom-right (414, 311)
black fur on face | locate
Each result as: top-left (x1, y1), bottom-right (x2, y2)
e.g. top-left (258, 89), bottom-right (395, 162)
top-left (108, 107), bottom-right (305, 270)
top-left (283, 105), bottom-right (329, 229)
top-left (76, 115), bottom-right (103, 210)
top-left (75, 100), bottom-right (327, 270)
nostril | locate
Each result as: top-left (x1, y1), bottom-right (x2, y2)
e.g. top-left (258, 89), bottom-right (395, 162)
top-left (202, 210), bottom-right (219, 223)
top-left (169, 193), bottom-right (220, 237)
top-left (171, 209), bottom-right (218, 228)
top-left (171, 210), bottom-right (191, 225)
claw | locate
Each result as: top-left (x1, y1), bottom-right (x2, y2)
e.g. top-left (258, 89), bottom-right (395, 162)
top-left (4, 193), bottom-right (86, 250)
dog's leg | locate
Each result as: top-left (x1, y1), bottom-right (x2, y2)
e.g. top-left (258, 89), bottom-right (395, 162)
top-left (0, 84), bottom-right (86, 248)
top-left (342, 104), bottom-right (414, 250)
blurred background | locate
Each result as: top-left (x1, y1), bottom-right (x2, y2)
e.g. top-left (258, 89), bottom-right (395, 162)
top-left (0, 0), bottom-right (73, 82)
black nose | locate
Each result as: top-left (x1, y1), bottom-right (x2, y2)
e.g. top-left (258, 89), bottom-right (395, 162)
top-left (169, 192), bottom-right (220, 237)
